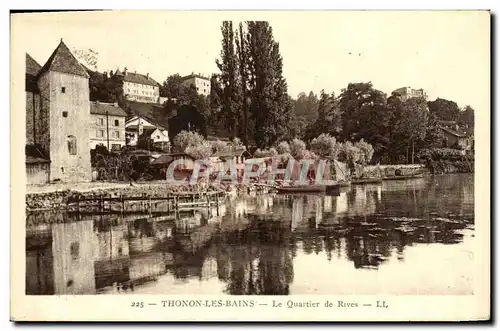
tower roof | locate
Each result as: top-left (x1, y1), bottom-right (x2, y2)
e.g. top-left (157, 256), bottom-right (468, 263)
top-left (26, 53), bottom-right (41, 92)
top-left (115, 67), bottom-right (124, 76)
top-left (26, 53), bottom-right (41, 77)
top-left (38, 39), bottom-right (89, 78)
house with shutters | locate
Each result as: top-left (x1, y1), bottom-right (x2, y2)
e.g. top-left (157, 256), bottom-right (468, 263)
top-left (90, 101), bottom-right (127, 151)
top-left (25, 39), bottom-right (92, 183)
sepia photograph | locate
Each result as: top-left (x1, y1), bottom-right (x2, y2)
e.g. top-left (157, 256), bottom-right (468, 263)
top-left (10, 9), bottom-right (490, 321)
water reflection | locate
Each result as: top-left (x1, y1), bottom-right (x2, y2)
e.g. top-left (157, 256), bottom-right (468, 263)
top-left (26, 174), bottom-right (474, 295)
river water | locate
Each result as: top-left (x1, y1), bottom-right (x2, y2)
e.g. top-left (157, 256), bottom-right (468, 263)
top-left (26, 173), bottom-right (474, 295)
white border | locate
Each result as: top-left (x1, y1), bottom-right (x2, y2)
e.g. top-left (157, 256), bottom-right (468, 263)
top-left (5, 1), bottom-right (498, 329)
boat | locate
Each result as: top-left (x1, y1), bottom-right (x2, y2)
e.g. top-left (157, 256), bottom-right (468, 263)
top-left (277, 185), bottom-right (326, 194)
top-left (382, 173), bottom-right (424, 181)
top-left (329, 181), bottom-right (351, 188)
top-left (351, 178), bottom-right (383, 185)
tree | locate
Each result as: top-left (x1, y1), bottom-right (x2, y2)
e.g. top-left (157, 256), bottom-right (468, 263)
top-left (395, 97), bottom-right (429, 163)
top-left (246, 21), bottom-right (293, 148)
top-left (172, 130), bottom-right (206, 152)
top-left (276, 141), bottom-right (291, 154)
top-left (459, 105), bottom-right (475, 129)
top-left (289, 138), bottom-right (308, 159)
top-left (254, 148), bottom-right (278, 157)
top-left (427, 98), bottom-right (460, 122)
top-left (305, 90), bottom-right (341, 141)
top-left (338, 82), bottom-right (391, 158)
top-left (186, 141), bottom-right (213, 159)
top-left (422, 111), bottom-right (445, 148)
top-left (168, 104), bottom-right (207, 142)
top-left (216, 21), bottom-right (241, 138)
top-left (337, 141), bottom-right (361, 164)
top-left (236, 22), bottom-right (251, 146)
top-left (209, 74), bottom-right (223, 115)
top-left (293, 91), bottom-right (319, 122)
top-left (229, 137), bottom-right (245, 150)
top-left (354, 139), bottom-right (374, 165)
top-left (309, 133), bottom-right (337, 158)
top-left (211, 140), bottom-right (230, 153)
top-left (160, 74), bottom-right (186, 100)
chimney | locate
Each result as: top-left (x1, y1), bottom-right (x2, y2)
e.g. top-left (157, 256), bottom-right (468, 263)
top-left (146, 73), bottom-right (149, 79)
top-left (135, 70), bottom-right (137, 74)
top-left (123, 67), bottom-right (127, 75)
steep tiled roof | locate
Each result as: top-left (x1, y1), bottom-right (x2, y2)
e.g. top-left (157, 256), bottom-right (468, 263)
top-left (26, 53), bottom-right (41, 77)
top-left (90, 101), bottom-right (127, 117)
top-left (123, 71), bottom-right (159, 87)
top-left (26, 53), bottom-right (41, 92)
top-left (126, 101), bottom-right (169, 129)
top-left (38, 40), bottom-right (89, 78)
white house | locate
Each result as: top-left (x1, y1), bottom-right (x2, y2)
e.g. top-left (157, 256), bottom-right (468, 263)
top-left (116, 68), bottom-right (160, 104)
top-left (125, 115), bottom-right (169, 147)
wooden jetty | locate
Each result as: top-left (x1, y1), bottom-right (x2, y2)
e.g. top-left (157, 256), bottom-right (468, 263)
top-left (66, 190), bottom-right (226, 213)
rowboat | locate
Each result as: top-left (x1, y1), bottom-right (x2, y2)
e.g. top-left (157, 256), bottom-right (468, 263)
top-left (351, 178), bottom-right (383, 184)
top-left (382, 173), bottom-right (424, 181)
top-left (277, 185), bottom-right (326, 194)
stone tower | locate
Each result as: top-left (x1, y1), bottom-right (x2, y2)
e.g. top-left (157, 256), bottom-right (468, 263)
top-left (37, 40), bottom-right (92, 182)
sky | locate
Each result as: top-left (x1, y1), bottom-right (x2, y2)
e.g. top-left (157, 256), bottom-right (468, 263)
top-left (12, 10), bottom-right (490, 111)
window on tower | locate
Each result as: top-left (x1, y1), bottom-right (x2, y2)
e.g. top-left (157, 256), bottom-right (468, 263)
top-left (67, 135), bottom-right (77, 155)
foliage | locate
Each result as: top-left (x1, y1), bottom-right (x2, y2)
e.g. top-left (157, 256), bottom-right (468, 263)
top-left (185, 141), bottom-right (213, 159)
top-left (216, 21), bottom-right (241, 137)
top-left (246, 21), bottom-right (293, 148)
top-left (229, 137), bottom-right (244, 149)
top-left (427, 98), bottom-right (461, 122)
top-left (91, 149), bottom-right (155, 181)
top-left (337, 141), bottom-right (361, 164)
top-left (293, 91), bottom-right (319, 122)
top-left (172, 130), bottom-right (206, 152)
top-left (211, 139), bottom-right (230, 153)
top-left (459, 105), bottom-right (475, 129)
top-left (276, 141), bottom-right (291, 154)
top-left (396, 97), bottom-right (429, 143)
top-left (289, 138), bottom-right (308, 159)
top-left (338, 82), bottom-right (391, 156)
top-left (253, 148), bottom-right (278, 158)
top-left (309, 133), bottom-right (337, 158)
top-left (417, 147), bottom-right (467, 160)
top-left (354, 139), bottom-right (375, 165)
top-left (168, 105), bottom-right (207, 142)
top-left (423, 112), bottom-right (445, 148)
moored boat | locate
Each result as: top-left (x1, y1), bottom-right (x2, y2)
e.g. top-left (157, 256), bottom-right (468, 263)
top-left (277, 185), bottom-right (326, 194)
top-left (351, 178), bottom-right (383, 184)
top-left (382, 173), bottom-right (424, 181)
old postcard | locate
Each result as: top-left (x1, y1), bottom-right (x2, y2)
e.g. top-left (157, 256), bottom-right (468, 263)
top-left (10, 10), bottom-right (490, 322)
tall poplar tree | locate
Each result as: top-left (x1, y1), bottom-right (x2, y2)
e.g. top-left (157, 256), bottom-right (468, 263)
top-left (236, 22), bottom-right (250, 146)
top-left (246, 21), bottom-right (292, 148)
top-left (216, 21), bottom-right (240, 138)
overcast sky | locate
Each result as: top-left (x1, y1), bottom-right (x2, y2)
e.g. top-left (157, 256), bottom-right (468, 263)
top-left (13, 10), bottom-right (489, 111)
